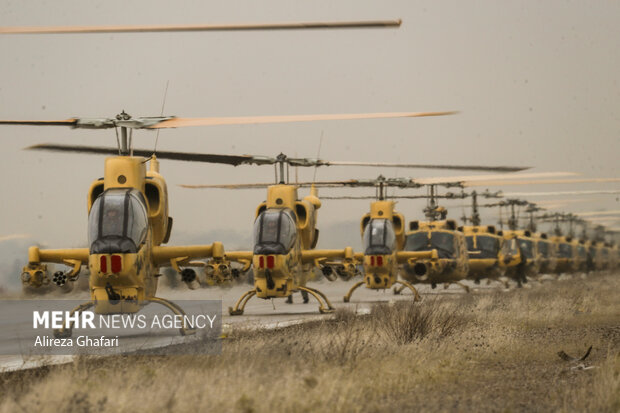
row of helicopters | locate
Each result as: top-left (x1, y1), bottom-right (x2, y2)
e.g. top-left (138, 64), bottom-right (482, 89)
top-left (2, 19), bottom-right (619, 337)
top-left (9, 109), bottom-right (619, 338)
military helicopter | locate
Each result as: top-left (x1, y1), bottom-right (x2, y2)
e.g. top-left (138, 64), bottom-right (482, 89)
top-left (397, 184), bottom-right (473, 292)
top-left (456, 190), bottom-right (506, 285)
top-left (535, 212), bottom-right (582, 275)
top-left (5, 112), bottom-right (248, 337)
top-left (306, 176), bottom-right (440, 303)
top-left (479, 198), bottom-right (540, 286)
top-left (522, 203), bottom-right (558, 276)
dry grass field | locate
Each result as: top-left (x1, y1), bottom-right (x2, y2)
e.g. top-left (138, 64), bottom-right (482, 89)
top-left (0, 273), bottom-right (618, 412)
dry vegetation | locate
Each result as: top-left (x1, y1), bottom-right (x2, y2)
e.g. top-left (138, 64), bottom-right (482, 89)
top-left (0, 273), bottom-right (618, 412)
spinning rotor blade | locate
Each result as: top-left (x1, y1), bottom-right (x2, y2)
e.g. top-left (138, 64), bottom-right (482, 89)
top-left (1, 111), bottom-right (456, 130)
top-left (321, 194), bottom-right (461, 200)
top-left (463, 177), bottom-right (620, 187)
top-left (576, 210), bottom-right (620, 217)
top-left (181, 183), bottom-right (272, 189)
top-left (0, 20), bottom-right (402, 35)
top-left (180, 180), bottom-right (373, 189)
top-left (414, 171), bottom-right (577, 185)
top-left (0, 233), bottom-right (31, 243)
top-left (504, 190), bottom-right (620, 197)
top-left (25, 144), bottom-right (261, 165)
top-left (307, 160), bottom-right (527, 172)
top-left (148, 111), bottom-right (457, 128)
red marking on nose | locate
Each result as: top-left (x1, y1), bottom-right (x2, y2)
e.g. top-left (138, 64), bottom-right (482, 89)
top-left (111, 255), bottom-right (122, 273)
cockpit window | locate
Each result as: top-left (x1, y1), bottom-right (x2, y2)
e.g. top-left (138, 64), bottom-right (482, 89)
top-left (501, 238), bottom-right (519, 256)
top-left (577, 245), bottom-right (587, 258)
top-left (362, 219), bottom-right (396, 255)
top-left (253, 209), bottom-right (297, 255)
top-left (558, 243), bottom-right (573, 258)
top-left (405, 232), bottom-right (428, 251)
top-left (518, 239), bottom-right (535, 259)
top-left (405, 231), bottom-right (455, 258)
top-left (466, 235), bottom-right (499, 259)
top-left (88, 189), bottom-right (148, 254)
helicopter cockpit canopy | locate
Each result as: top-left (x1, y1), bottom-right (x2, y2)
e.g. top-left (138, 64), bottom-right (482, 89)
top-left (88, 189), bottom-right (149, 254)
top-left (253, 209), bottom-right (297, 255)
top-left (501, 238), bottom-right (520, 257)
top-left (518, 238), bottom-right (535, 259)
top-left (405, 231), bottom-right (455, 259)
top-left (465, 235), bottom-right (500, 259)
top-left (362, 219), bottom-right (396, 255)
top-left (537, 240), bottom-right (551, 258)
top-left (557, 243), bottom-right (573, 259)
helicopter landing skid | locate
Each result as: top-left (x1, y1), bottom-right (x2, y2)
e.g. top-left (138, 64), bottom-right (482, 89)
top-left (343, 281), bottom-right (365, 302)
top-left (394, 280), bottom-right (421, 301)
top-left (149, 297), bottom-right (197, 336)
top-left (297, 286), bottom-right (334, 314)
top-left (444, 281), bottom-right (470, 293)
top-left (53, 301), bottom-right (94, 339)
top-left (228, 289), bottom-right (257, 316)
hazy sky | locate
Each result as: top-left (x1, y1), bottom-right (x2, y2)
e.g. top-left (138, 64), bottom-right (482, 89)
top-left (1, 0), bottom-right (619, 250)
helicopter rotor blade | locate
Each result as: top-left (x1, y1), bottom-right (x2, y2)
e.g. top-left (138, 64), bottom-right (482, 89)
top-left (504, 190), bottom-right (620, 197)
top-left (0, 111), bottom-right (456, 130)
top-left (181, 183), bottom-right (273, 189)
top-left (0, 20), bottom-right (402, 35)
top-left (414, 171), bottom-right (578, 185)
top-left (463, 177), bottom-right (620, 187)
top-left (307, 160), bottom-right (528, 172)
top-left (147, 111), bottom-right (458, 128)
top-left (0, 119), bottom-right (79, 127)
top-left (575, 210), bottom-right (620, 217)
top-left (180, 180), bottom-right (372, 189)
top-left (25, 144), bottom-right (269, 165)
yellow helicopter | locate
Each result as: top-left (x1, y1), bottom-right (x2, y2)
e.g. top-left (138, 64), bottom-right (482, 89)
top-left (456, 190), bottom-right (506, 286)
top-left (310, 176), bottom-right (439, 303)
top-left (481, 199), bottom-right (540, 286)
top-left (182, 153), bottom-right (365, 315)
top-left (399, 184), bottom-right (472, 292)
top-left (6, 112), bottom-right (247, 337)
top-left (538, 212), bottom-right (583, 275)
top-left (522, 203), bottom-right (558, 277)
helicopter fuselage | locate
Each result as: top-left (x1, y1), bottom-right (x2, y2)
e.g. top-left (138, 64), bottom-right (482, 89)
top-left (402, 221), bottom-right (469, 285)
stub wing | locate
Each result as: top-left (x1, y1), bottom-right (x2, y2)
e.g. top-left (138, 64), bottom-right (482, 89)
top-left (301, 247), bottom-right (357, 264)
top-left (152, 243), bottom-right (229, 269)
top-left (26, 246), bottom-right (90, 279)
top-left (222, 251), bottom-right (254, 272)
top-left (395, 250), bottom-right (438, 265)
